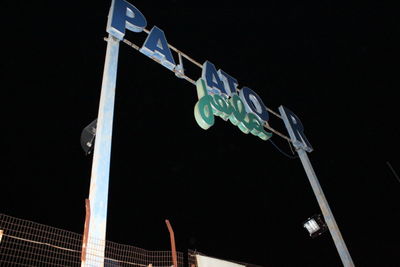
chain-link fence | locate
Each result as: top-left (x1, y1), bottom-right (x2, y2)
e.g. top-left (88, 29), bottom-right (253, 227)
top-left (0, 214), bottom-right (183, 267)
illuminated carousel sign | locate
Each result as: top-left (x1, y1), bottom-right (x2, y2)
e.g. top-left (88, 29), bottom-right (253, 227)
top-left (105, 0), bottom-right (312, 143)
top-left (82, 1), bottom-right (356, 267)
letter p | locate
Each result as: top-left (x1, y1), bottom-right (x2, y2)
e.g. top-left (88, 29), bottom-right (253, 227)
top-left (107, 0), bottom-right (147, 40)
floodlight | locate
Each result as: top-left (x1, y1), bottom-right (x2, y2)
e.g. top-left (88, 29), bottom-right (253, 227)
top-left (303, 214), bottom-right (328, 238)
top-left (80, 119), bottom-right (97, 155)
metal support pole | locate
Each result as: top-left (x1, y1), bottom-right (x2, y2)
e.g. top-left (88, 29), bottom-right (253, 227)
top-left (82, 34), bottom-right (120, 267)
top-left (165, 220), bottom-right (178, 267)
top-left (297, 148), bottom-right (354, 267)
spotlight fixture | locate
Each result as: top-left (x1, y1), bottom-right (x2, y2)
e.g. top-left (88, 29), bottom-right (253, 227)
top-left (303, 214), bottom-right (328, 238)
top-left (80, 119), bottom-right (97, 155)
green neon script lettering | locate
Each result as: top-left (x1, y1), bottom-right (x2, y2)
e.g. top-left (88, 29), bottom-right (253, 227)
top-left (194, 79), bottom-right (215, 129)
top-left (194, 95), bottom-right (215, 130)
top-left (194, 78), bottom-right (272, 141)
top-left (210, 94), bottom-right (231, 120)
top-left (228, 94), bottom-right (246, 126)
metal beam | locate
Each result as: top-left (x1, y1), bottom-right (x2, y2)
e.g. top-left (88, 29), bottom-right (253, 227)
top-left (82, 34), bottom-right (120, 267)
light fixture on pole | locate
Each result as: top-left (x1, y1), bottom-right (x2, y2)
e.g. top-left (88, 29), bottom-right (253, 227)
top-left (80, 119), bottom-right (97, 155)
top-left (303, 214), bottom-right (328, 238)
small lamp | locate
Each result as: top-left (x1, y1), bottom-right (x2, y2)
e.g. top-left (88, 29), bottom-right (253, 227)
top-left (303, 214), bottom-right (328, 238)
top-left (80, 119), bottom-right (97, 155)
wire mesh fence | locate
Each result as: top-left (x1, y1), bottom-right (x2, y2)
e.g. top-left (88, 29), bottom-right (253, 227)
top-left (0, 214), bottom-right (183, 267)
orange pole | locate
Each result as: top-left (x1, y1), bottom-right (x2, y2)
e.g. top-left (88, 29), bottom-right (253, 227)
top-left (81, 199), bottom-right (91, 263)
top-left (165, 219), bottom-right (178, 267)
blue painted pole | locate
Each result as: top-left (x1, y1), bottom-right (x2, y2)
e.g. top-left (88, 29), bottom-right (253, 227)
top-left (83, 34), bottom-right (120, 267)
top-left (296, 149), bottom-right (355, 267)
top-left (278, 106), bottom-right (354, 266)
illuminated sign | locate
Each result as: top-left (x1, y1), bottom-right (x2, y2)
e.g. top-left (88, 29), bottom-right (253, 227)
top-left (105, 0), bottom-right (311, 148)
top-left (194, 79), bottom-right (272, 141)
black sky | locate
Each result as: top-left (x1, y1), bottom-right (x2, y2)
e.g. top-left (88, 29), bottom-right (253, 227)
top-left (2, 1), bottom-right (399, 266)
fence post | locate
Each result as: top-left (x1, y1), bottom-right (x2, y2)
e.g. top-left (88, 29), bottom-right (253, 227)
top-left (165, 220), bottom-right (178, 267)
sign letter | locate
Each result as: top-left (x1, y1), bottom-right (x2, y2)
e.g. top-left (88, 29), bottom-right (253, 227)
top-left (202, 61), bottom-right (225, 95)
top-left (194, 79), bottom-right (215, 130)
top-left (140, 26), bottom-right (176, 71)
top-left (239, 87), bottom-right (269, 123)
top-left (218, 70), bottom-right (238, 98)
top-left (279, 106), bottom-right (313, 152)
top-left (107, 0), bottom-right (147, 40)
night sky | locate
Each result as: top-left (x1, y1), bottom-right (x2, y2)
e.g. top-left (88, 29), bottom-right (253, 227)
top-left (2, 1), bottom-right (399, 266)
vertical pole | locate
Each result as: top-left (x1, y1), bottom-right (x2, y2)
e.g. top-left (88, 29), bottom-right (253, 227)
top-left (81, 199), bottom-right (91, 263)
top-left (82, 34), bottom-right (120, 267)
top-left (297, 148), bottom-right (354, 267)
top-left (165, 220), bottom-right (178, 267)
